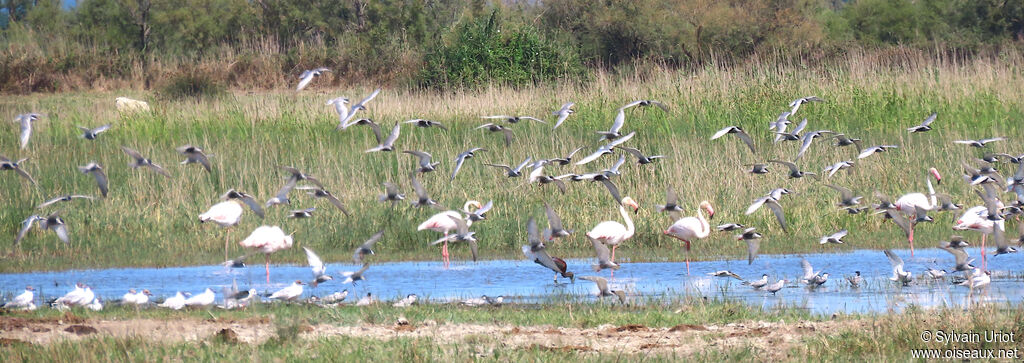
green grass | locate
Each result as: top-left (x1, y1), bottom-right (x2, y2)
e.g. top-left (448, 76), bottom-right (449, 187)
top-left (5, 296), bottom-right (814, 328)
top-left (1, 52), bottom-right (1023, 272)
top-left (2, 301), bottom-right (1022, 361)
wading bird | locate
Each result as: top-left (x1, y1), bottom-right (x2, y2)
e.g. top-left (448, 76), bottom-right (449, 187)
top-left (664, 200), bottom-right (715, 274)
top-left (587, 197), bottom-right (639, 264)
top-left (239, 225), bottom-right (294, 283)
top-left (522, 217), bottom-right (575, 283)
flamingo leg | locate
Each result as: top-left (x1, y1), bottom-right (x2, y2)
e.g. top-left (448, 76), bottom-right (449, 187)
top-left (264, 254), bottom-right (270, 284)
top-left (440, 232), bottom-right (449, 267)
top-left (443, 241), bottom-right (450, 268)
top-left (908, 226), bottom-right (915, 257)
top-left (610, 245), bottom-right (617, 263)
top-left (224, 230), bottom-right (230, 262)
top-left (684, 240), bottom-right (691, 275)
top-left (981, 234), bottom-right (987, 270)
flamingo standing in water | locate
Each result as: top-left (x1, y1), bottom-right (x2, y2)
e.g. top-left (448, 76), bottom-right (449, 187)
top-left (893, 167), bottom-right (942, 256)
top-left (417, 200), bottom-right (483, 267)
top-left (200, 189), bottom-right (264, 260)
top-left (664, 201), bottom-right (715, 275)
top-left (200, 200), bottom-right (243, 261)
top-left (586, 197), bottom-right (639, 264)
top-left (239, 225), bottom-right (294, 283)
top-left (954, 206), bottom-right (997, 269)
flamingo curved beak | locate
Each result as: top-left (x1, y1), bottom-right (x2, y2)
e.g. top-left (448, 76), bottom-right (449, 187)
top-left (930, 168), bottom-right (942, 185)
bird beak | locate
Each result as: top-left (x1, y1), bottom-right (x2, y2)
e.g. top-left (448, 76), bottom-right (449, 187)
top-left (930, 168), bottom-right (942, 184)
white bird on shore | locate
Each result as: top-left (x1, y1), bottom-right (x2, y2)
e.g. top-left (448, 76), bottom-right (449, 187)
top-left (270, 281), bottom-right (305, 301)
top-left (54, 283), bottom-right (94, 307)
top-left (121, 289), bottom-right (152, 305)
top-left (766, 279), bottom-right (786, 295)
top-left (356, 293), bottom-right (375, 306)
top-left (120, 289), bottom-right (148, 305)
top-left (393, 294), bottom-right (418, 307)
top-left (3, 286), bottom-right (35, 310)
top-left (461, 295), bottom-right (491, 307)
top-left (320, 290), bottom-right (349, 304)
top-left (86, 298), bottom-right (103, 311)
top-left (185, 288), bottom-right (216, 307)
top-left (158, 292), bottom-right (188, 310)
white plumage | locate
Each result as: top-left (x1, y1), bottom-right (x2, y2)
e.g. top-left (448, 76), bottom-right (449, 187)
top-left (3, 287), bottom-right (35, 310)
top-left (159, 292), bottom-right (187, 310)
top-left (199, 201), bottom-right (243, 227)
top-left (270, 281), bottom-right (304, 301)
top-left (185, 288), bottom-right (216, 307)
top-left (240, 225), bottom-right (294, 283)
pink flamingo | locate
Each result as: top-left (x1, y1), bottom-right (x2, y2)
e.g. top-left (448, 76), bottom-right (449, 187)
top-left (664, 201), bottom-right (715, 275)
top-left (418, 201), bottom-right (482, 267)
top-left (586, 197), bottom-right (640, 264)
top-left (200, 200), bottom-right (243, 261)
top-left (893, 167), bottom-right (941, 256)
top-left (239, 225), bottom-right (294, 283)
top-left (954, 206), bottom-right (996, 269)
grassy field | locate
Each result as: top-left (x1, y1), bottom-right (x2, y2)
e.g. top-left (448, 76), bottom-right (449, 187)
top-left (2, 50), bottom-right (1024, 272)
top-left (1, 300), bottom-right (1022, 361)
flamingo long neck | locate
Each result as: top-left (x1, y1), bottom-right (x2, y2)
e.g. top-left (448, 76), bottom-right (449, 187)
top-left (618, 204), bottom-right (634, 237)
top-left (926, 179), bottom-right (937, 208)
top-left (696, 208), bottom-right (710, 238)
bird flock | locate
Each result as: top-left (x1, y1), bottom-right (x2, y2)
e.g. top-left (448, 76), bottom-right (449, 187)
top-left (3, 69), bottom-right (1020, 311)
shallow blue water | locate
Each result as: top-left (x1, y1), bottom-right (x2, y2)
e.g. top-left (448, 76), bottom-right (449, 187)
top-left (2, 248), bottom-right (1022, 315)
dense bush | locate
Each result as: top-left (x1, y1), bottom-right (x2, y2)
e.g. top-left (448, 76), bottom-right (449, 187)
top-left (418, 10), bottom-right (586, 88)
top-left (158, 71), bottom-right (226, 100)
top-left (0, 0), bottom-right (1021, 93)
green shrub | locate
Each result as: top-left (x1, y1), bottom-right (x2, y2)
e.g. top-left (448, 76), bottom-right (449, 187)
top-left (417, 10), bottom-right (587, 89)
top-left (158, 72), bottom-right (226, 100)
